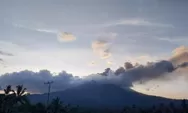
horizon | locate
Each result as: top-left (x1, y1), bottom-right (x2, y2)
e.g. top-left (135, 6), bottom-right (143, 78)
top-left (1, 0), bottom-right (188, 99)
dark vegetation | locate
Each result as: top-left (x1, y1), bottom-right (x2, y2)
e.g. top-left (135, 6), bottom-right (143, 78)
top-left (0, 85), bottom-right (188, 113)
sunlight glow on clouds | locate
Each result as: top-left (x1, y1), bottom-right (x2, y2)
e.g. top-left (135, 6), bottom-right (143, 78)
top-left (92, 40), bottom-right (112, 59)
top-left (1, 0), bottom-right (188, 99)
top-left (57, 32), bottom-right (76, 42)
top-left (91, 33), bottom-right (117, 60)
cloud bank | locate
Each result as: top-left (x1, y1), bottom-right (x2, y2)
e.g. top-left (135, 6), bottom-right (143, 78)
top-left (0, 70), bottom-right (82, 93)
top-left (0, 46), bottom-right (188, 94)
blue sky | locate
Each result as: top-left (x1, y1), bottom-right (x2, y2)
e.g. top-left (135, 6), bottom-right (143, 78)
top-left (1, 0), bottom-right (188, 98)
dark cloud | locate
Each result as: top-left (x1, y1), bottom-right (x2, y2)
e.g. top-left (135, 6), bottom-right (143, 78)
top-left (1, 46), bottom-right (188, 94)
top-left (0, 70), bottom-right (82, 93)
top-left (100, 60), bottom-right (188, 88)
top-left (114, 67), bottom-right (125, 75)
top-left (0, 50), bottom-right (13, 65)
top-left (0, 61), bottom-right (188, 93)
top-left (124, 62), bottom-right (134, 69)
top-left (0, 50), bottom-right (13, 56)
top-left (94, 46), bottom-right (188, 88)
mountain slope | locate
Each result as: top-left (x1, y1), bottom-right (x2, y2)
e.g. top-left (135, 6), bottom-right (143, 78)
top-left (29, 83), bottom-right (179, 109)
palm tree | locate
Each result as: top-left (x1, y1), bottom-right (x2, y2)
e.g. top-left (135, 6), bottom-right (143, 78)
top-left (12, 85), bottom-right (29, 105)
top-left (12, 85), bottom-right (27, 96)
top-left (4, 85), bottom-right (12, 95)
top-left (1, 85), bottom-right (15, 113)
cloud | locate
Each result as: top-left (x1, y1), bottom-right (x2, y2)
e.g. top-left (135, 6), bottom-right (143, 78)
top-left (106, 60), bottom-right (114, 66)
top-left (158, 37), bottom-right (188, 44)
top-left (92, 40), bottom-right (112, 59)
top-left (124, 62), bottom-right (134, 69)
top-left (0, 70), bottom-right (82, 93)
top-left (57, 32), bottom-right (76, 42)
top-left (13, 23), bottom-right (57, 34)
top-left (170, 46), bottom-right (188, 66)
top-left (0, 50), bottom-right (13, 56)
top-left (89, 61), bottom-right (97, 66)
top-left (0, 50), bottom-right (13, 65)
top-left (0, 60), bottom-right (182, 93)
top-left (98, 46), bottom-right (188, 87)
top-left (105, 19), bottom-right (174, 28)
top-left (13, 23), bottom-right (76, 42)
top-left (35, 28), bottom-right (57, 34)
top-left (91, 33), bottom-right (117, 59)
top-left (1, 46), bottom-right (188, 94)
top-left (0, 58), bottom-right (3, 62)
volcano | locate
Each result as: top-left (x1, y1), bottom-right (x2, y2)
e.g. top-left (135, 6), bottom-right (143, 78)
top-left (29, 82), bottom-right (179, 109)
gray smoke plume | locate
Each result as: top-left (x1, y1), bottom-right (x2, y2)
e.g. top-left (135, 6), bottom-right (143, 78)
top-left (1, 46), bottom-right (188, 93)
top-left (100, 59), bottom-right (188, 87)
top-left (124, 62), bottom-right (134, 69)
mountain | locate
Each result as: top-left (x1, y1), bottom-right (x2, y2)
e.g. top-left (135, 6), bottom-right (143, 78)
top-left (29, 82), bottom-right (180, 109)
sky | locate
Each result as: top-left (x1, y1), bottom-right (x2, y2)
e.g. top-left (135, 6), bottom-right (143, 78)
top-left (1, 0), bottom-right (188, 99)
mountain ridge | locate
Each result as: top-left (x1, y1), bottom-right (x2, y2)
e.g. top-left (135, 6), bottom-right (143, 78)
top-left (29, 82), bottom-right (181, 109)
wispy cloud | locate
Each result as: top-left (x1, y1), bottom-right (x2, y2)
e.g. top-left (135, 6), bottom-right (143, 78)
top-left (13, 23), bottom-right (76, 42)
top-left (159, 37), bottom-right (188, 44)
top-left (88, 61), bottom-right (97, 66)
top-left (0, 58), bottom-right (3, 62)
top-left (0, 50), bottom-right (13, 56)
top-left (35, 28), bottom-right (57, 34)
top-left (105, 18), bottom-right (174, 28)
top-left (0, 50), bottom-right (13, 66)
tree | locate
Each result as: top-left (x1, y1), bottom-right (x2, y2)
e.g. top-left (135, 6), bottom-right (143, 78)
top-left (1, 85), bottom-right (15, 113)
top-left (48, 97), bottom-right (67, 113)
top-left (4, 85), bottom-right (12, 95)
top-left (12, 85), bottom-right (30, 105)
top-left (0, 85), bottom-right (30, 113)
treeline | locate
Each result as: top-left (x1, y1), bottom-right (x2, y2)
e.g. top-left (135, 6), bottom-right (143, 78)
top-left (0, 85), bottom-right (187, 113)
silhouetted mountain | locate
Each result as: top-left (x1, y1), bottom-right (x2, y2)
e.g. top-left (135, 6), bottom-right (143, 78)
top-left (29, 82), bottom-right (180, 109)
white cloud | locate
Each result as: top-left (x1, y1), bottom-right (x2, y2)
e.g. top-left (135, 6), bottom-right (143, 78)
top-left (57, 32), bottom-right (76, 42)
top-left (35, 28), bottom-right (57, 34)
top-left (170, 46), bottom-right (188, 66)
top-left (105, 18), bottom-right (174, 28)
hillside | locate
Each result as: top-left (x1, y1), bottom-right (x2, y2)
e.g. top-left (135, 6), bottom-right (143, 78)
top-left (29, 82), bottom-right (179, 109)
